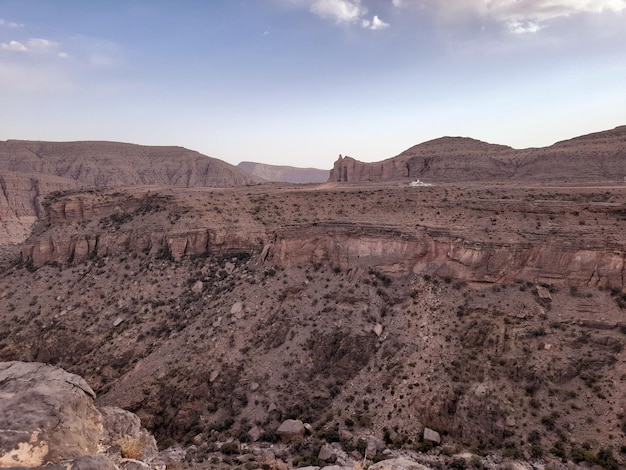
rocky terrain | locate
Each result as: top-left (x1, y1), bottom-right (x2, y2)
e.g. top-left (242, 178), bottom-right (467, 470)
top-left (1, 179), bottom-right (626, 469)
top-left (330, 126), bottom-right (626, 183)
top-left (0, 140), bottom-right (261, 245)
top-left (0, 361), bottom-right (163, 469)
top-left (237, 162), bottom-right (329, 184)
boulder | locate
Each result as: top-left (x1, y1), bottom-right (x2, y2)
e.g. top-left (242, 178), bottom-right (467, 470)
top-left (369, 457), bottom-right (433, 469)
top-left (423, 427), bottom-right (441, 444)
top-left (0, 361), bottom-right (161, 470)
top-left (276, 419), bottom-right (305, 443)
top-left (99, 406), bottom-right (159, 462)
top-left (535, 285), bottom-right (552, 301)
top-left (0, 361), bottom-right (102, 466)
top-left (318, 443), bottom-right (336, 461)
top-left (191, 280), bottom-right (203, 294)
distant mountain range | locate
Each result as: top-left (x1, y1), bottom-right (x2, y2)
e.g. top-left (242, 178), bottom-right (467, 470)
top-left (237, 161), bottom-right (329, 184)
top-left (330, 125), bottom-right (626, 183)
top-left (0, 140), bottom-right (262, 244)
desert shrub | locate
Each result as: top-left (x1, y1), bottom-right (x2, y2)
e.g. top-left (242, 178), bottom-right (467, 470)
top-left (220, 442), bottom-right (240, 455)
top-left (119, 437), bottom-right (142, 459)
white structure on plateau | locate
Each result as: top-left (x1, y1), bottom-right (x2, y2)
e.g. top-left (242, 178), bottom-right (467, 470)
top-left (409, 180), bottom-right (432, 187)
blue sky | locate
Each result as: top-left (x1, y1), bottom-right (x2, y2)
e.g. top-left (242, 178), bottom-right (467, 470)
top-left (1, 1), bottom-right (625, 168)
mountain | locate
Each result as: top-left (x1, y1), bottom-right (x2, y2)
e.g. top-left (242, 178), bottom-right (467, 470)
top-left (330, 126), bottom-right (626, 183)
top-left (237, 161), bottom-right (329, 183)
top-left (0, 140), bottom-right (262, 244)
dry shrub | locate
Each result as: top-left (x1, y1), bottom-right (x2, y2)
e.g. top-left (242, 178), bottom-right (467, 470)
top-left (119, 436), bottom-right (142, 459)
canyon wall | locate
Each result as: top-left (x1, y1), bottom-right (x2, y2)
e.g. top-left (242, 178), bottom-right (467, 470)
top-left (330, 126), bottom-right (626, 183)
top-left (20, 190), bottom-right (626, 290)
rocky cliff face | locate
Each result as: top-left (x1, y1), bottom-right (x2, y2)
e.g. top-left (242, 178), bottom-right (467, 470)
top-left (269, 222), bottom-right (625, 290)
top-left (238, 161), bottom-right (329, 184)
top-left (19, 183), bottom-right (626, 292)
top-left (330, 126), bottom-right (626, 183)
top-left (0, 140), bottom-right (262, 245)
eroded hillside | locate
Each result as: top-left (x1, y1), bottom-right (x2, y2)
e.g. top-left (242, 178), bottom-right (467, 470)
top-left (1, 182), bottom-right (626, 468)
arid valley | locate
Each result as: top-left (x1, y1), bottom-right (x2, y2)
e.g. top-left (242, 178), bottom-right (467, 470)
top-left (1, 127), bottom-right (626, 470)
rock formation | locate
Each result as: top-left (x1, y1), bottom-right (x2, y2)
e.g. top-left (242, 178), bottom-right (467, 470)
top-left (330, 126), bottom-right (626, 183)
top-left (238, 161), bottom-right (329, 184)
top-left (19, 186), bottom-right (626, 290)
top-left (0, 361), bottom-right (161, 469)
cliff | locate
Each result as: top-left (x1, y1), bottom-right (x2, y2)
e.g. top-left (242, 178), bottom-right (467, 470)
top-left (330, 126), bottom-right (626, 183)
top-left (19, 184), bottom-right (626, 291)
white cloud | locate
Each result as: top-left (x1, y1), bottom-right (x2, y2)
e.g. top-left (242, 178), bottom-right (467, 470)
top-left (0, 18), bottom-right (24, 28)
top-left (392, 0), bottom-right (626, 31)
top-left (290, 0), bottom-right (391, 29)
top-left (0, 40), bottom-right (27, 52)
top-left (363, 15), bottom-right (390, 29)
top-left (58, 52), bottom-right (69, 59)
top-left (369, 15), bottom-right (390, 29)
top-left (27, 38), bottom-right (60, 51)
top-left (507, 19), bottom-right (543, 34)
top-left (310, 0), bottom-right (367, 22)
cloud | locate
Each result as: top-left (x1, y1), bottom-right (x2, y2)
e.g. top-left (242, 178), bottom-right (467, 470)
top-left (362, 15), bottom-right (390, 30)
top-left (0, 18), bottom-right (24, 28)
top-left (0, 37), bottom-right (69, 59)
top-left (288, 0), bottom-right (391, 29)
top-left (507, 20), bottom-right (543, 34)
top-left (310, 0), bottom-right (367, 22)
top-left (392, 0), bottom-right (626, 32)
top-left (0, 40), bottom-right (27, 52)
top-left (27, 38), bottom-right (60, 51)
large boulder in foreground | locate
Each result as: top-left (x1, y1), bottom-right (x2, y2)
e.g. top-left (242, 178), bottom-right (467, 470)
top-left (0, 361), bottom-right (160, 469)
top-left (0, 361), bottom-right (102, 467)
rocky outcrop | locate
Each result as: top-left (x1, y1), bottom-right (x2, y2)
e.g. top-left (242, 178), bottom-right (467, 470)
top-left (0, 362), bottom-right (161, 469)
top-left (330, 126), bottom-right (626, 183)
top-left (268, 222), bottom-right (626, 289)
top-left (238, 161), bottom-right (329, 184)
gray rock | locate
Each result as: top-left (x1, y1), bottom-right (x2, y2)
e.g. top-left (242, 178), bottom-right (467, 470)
top-left (191, 280), bottom-right (204, 294)
top-left (100, 406), bottom-right (159, 462)
top-left (318, 443), bottom-right (336, 461)
top-left (423, 427), bottom-right (441, 444)
top-left (248, 426), bottom-right (262, 442)
top-left (276, 419), bottom-right (305, 443)
top-left (535, 285), bottom-right (552, 301)
top-left (0, 361), bottom-right (102, 467)
top-left (119, 458), bottom-right (151, 469)
top-left (369, 457), bottom-right (433, 469)
top-left (68, 455), bottom-right (120, 469)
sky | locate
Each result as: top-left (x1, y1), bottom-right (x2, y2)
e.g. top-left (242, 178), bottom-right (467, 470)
top-left (1, 0), bottom-right (625, 169)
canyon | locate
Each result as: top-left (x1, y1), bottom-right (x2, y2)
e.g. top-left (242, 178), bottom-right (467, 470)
top-left (1, 128), bottom-right (626, 469)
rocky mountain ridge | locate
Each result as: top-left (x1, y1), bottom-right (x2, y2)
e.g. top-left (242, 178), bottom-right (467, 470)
top-left (330, 126), bottom-right (626, 183)
top-left (0, 140), bottom-right (261, 245)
